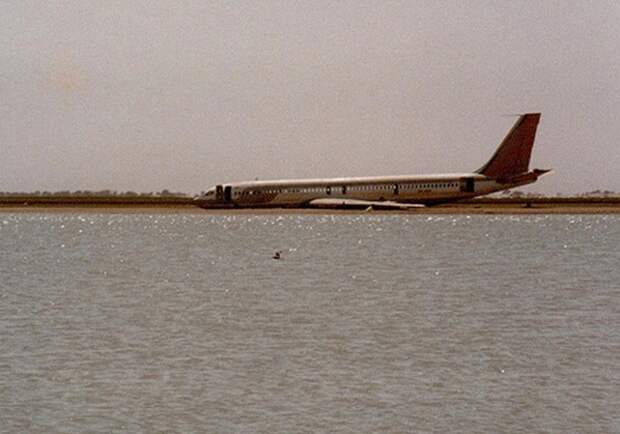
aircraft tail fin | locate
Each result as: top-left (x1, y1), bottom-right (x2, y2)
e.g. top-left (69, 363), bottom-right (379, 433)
top-left (476, 113), bottom-right (541, 180)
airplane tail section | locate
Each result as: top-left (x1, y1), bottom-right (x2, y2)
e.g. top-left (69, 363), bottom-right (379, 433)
top-left (476, 113), bottom-right (541, 181)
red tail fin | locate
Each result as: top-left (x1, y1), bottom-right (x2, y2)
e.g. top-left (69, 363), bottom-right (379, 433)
top-left (476, 113), bottom-right (541, 180)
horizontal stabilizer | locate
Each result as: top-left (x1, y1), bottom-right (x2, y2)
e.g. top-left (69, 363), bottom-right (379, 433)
top-left (309, 198), bottom-right (425, 210)
top-left (503, 168), bottom-right (552, 185)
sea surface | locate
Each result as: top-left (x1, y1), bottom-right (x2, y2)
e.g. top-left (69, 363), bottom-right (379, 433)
top-left (1, 212), bottom-right (619, 433)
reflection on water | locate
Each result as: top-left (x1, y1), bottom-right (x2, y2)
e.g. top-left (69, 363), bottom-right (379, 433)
top-left (1, 214), bottom-right (619, 433)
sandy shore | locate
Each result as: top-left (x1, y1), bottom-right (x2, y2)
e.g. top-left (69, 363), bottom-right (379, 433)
top-left (1, 203), bottom-right (619, 214)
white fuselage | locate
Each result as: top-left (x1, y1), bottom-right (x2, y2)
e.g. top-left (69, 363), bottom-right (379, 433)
top-left (196, 172), bottom-right (537, 208)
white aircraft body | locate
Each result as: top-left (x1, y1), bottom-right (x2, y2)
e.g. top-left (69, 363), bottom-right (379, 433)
top-left (195, 113), bottom-right (549, 209)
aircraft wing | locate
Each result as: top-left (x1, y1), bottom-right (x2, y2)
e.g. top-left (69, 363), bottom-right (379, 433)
top-left (308, 198), bottom-right (425, 210)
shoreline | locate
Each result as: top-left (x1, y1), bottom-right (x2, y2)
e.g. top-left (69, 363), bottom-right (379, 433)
top-left (1, 203), bottom-right (619, 215)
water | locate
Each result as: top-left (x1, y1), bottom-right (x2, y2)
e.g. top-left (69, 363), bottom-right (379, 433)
top-left (1, 213), bottom-right (619, 433)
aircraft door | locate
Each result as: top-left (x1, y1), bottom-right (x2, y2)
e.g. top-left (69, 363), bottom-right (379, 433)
top-left (216, 185), bottom-right (224, 202)
top-left (460, 177), bottom-right (475, 193)
top-left (224, 186), bottom-right (232, 203)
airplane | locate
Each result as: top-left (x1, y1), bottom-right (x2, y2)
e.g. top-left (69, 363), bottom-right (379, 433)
top-left (194, 113), bottom-right (550, 210)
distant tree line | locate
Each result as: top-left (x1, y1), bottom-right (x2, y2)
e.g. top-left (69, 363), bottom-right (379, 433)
top-left (0, 190), bottom-right (189, 197)
top-left (501, 189), bottom-right (619, 198)
top-left (578, 190), bottom-right (619, 197)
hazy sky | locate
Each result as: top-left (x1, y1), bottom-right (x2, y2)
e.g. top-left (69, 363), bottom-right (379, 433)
top-left (2, 1), bottom-right (619, 194)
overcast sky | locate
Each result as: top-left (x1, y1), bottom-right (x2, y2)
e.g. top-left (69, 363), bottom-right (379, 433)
top-left (2, 1), bottom-right (619, 194)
